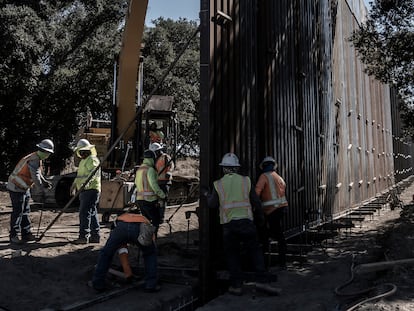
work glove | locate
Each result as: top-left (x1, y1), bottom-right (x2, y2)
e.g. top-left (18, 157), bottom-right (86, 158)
top-left (70, 183), bottom-right (77, 196)
top-left (138, 223), bottom-right (156, 246)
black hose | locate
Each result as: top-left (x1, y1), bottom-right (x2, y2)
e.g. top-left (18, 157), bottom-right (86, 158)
top-left (335, 254), bottom-right (398, 311)
top-left (345, 283), bottom-right (397, 311)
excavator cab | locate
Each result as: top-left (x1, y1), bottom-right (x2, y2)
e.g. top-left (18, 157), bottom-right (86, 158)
top-left (141, 95), bottom-right (177, 156)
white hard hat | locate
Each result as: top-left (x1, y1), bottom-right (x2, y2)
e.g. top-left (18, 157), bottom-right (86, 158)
top-left (74, 138), bottom-right (95, 152)
top-left (149, 142), bottom-right (163, 152)
top-left (219, 153), bottom-right (240, 167)
top-left (260, 156), bottom-right (276, 169)
top-left (36, 139), bottom-right (54, 153)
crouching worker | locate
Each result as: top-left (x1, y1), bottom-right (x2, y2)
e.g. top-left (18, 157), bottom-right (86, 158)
top-left (90, 213), bottom-right (160, 293)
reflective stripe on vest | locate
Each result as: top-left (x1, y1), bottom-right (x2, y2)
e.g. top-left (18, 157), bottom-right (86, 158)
top-left (9, 152), bottom-right (38, 190)
top-left (262, 172), bottom-right (288, 208)
top-left (136, 166), bottom-right (156, 201)
top-left (214, 174), bottom-right (253, 224)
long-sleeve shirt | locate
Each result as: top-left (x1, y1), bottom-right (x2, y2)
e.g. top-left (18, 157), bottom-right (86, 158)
top-left (255, 171), bottom-right (288, 215)
top-left (7, 152), bottom-right (48, 193)
top-left (135, 157), bottom-right (166, 202)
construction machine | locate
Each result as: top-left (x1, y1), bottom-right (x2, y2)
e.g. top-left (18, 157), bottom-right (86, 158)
top-left (31, 0), bottom-right (199, 216)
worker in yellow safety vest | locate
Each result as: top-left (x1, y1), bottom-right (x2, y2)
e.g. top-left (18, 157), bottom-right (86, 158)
top-left (71, 139), bottom-right (101, 245)
top-left (255, 156), bottom-right (288, 268)
top-left (113, 150), bottom-right (166, 281)
top-left (204, 153), bottom-right (267, 296)
top-left (134, 149), bottom-right (166, 234)
top-left (149, 142), bottom-right (174, 223)
top-left (7, 139), bottom-right (54, 244)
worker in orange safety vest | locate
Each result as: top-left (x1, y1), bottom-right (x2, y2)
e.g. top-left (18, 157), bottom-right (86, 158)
top-left (255, 156), bottom-right (288, 268)
top-left (149, 122), bottom-right (165, 144)
top-left (7, 139), bottom-right (54, 244)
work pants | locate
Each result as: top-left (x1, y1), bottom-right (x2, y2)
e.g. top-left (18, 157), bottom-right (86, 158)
top-left (79, 189), bottom-right (100, 240)
top-left (222, 218), bottom-right (266, 287)
top-left (262, 207), bottom-right (287, 266)
top-left (92, 221), bottom-right (158, 290)
top-left (9, 190), bottom-right (32, 237)
top-left (137, 200), bottom-right (160, 233)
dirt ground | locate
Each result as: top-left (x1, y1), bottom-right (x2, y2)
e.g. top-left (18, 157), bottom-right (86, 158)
top-left (1, 177), bottom-right (414, 311)
top-left (0, 188), bottom-right (199, 311)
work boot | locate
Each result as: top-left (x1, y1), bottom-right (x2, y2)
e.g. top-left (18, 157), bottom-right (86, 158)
top-left (228, 286), bottom-right (243, 296)
top-left (144, 284), bottom-right (161, 293)
top-left (87, 280), bottom-right (106, 292)
top-left (72, 237), bottom-right (88, 245)
top-left (21, 233), bottom-right (37, 243)
top-left (10, 236), bottom-right (22, 244)
top-left (255, 283), bottom-right (282, 296)
top-left (89, 236), bottom-right (100, 244)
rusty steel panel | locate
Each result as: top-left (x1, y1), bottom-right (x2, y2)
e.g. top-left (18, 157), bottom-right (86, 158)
top-left (200, 0), bottom-right (410, 235)
top-left (331, 0), bottom-right (395, 217)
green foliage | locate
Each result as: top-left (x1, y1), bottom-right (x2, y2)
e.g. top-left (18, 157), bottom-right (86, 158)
top-left (0, 1), bottom-right (125, 179)
top-left (350, 0), bottom-right (414, 137)
top-left (0, 4), bottom-right (200, 180)
top-left (142, 17), bottom-right (200, 152)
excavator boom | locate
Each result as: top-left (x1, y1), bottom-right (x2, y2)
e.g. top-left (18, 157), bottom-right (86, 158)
top-left (117, 0), bottom-right (149, 143)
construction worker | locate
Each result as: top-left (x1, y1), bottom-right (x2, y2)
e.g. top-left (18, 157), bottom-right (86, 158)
top-left (7, 139), bottom-right (54, 244)
top-left (135, 149), bottom-right (166, 234)
top-left (204, 153), bottom-right (267, 296)
top-left (255, 156), bottom-right (288, 268)
top-left (91, 212), bottom-right (160, 292)
top-left (113, 150), bottom-right (171, 278)
top-left (71, 139), bottom-right (101, 244)
top-left (149, 142), bottom-right (174, 223)
top-left (149, 122), bottom-right (165, 144)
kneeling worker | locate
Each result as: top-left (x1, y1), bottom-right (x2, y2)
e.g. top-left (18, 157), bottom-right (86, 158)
top-left (91, 212), bottom-right (160, 292)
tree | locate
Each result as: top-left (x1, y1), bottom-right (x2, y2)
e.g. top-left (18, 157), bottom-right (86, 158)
top-left (350, 0), bottom-right (414, 137)
top-left (142, 17), bottom-right (200, 155)
top-left (0, 4), bottom-right (200, 181)
top-left (0, 1), bottom-right (126, 180)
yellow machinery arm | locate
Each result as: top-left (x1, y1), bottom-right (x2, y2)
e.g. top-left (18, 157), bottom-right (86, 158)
top-left (117, 0), bottom-right (149, 143)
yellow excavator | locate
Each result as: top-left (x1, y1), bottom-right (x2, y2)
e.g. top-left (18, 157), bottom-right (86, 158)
top-left (31, 0), bottom-right (199, 218)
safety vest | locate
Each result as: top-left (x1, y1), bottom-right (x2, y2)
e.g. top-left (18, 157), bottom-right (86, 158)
top-left (155, 154), bottom-right (172, 181)
top-left (149, 130), bottom-right (164, 143)
top-left (8, 152), bottom-right (39, 190)
top-left (258, 171), bottom-right (288, 215)
top-left (135, 166), bottom-right (157, 201)
top-left (213, 173), bottom-right (253, 224)
top-left (74, 156), bottom-right (101, 192)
